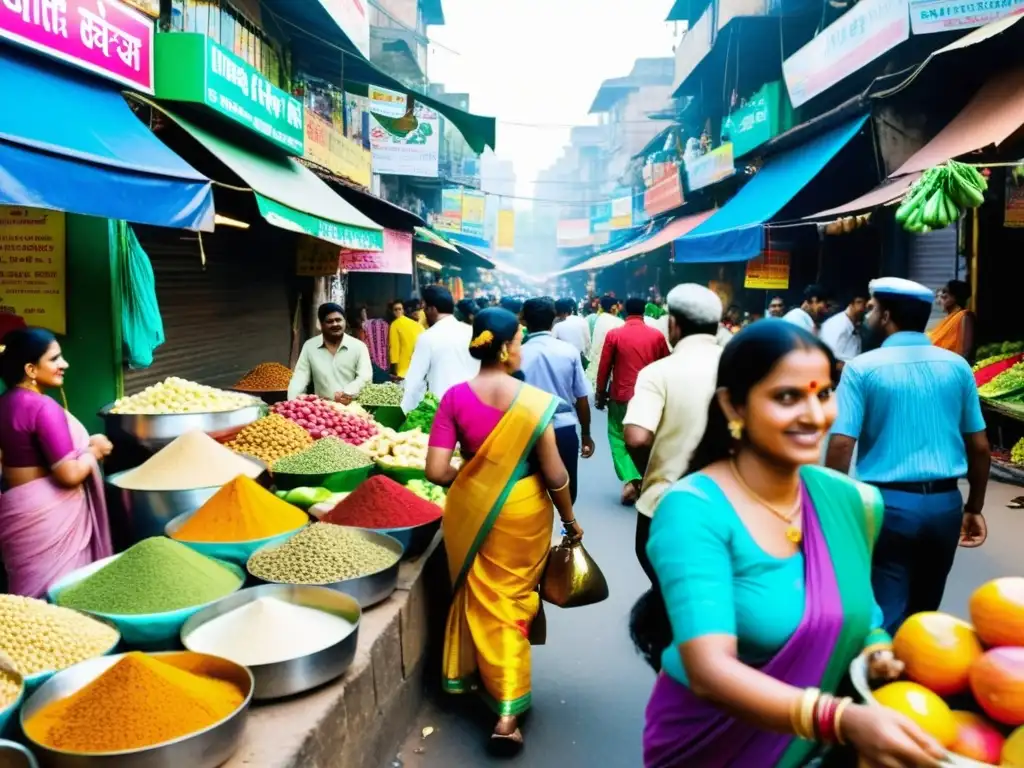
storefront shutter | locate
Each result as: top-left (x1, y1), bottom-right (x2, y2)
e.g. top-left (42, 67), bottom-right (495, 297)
top-left (907, 224), bottom-right (959, 329)
top-left (124, 224), bottom-right (295, 394)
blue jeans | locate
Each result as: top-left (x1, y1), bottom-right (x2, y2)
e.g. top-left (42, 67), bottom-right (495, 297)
top-left (871, 488), bottom-right (963, 634)
top-left (554, 425), bottom-right (579, 504)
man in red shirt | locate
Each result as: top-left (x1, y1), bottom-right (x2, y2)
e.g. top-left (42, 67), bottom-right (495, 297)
top-left (597, 296), bottom-right (670, 504)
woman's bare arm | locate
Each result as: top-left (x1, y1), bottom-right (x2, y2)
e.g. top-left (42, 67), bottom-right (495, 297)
top-left (425, 446), bottom-right (459, 487)
top-left (534, 426), bottom-right (576, 528)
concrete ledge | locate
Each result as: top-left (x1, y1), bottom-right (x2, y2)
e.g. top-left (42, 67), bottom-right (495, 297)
top-left (225, 535), bottom-right (449, 768)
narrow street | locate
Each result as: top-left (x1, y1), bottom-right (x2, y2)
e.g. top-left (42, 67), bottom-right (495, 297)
top-left (384, 410), bottom-right (1024, 767)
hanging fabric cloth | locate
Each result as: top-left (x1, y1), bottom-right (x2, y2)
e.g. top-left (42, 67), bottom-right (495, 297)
top-left (119, 222), bottom-right (165, 368)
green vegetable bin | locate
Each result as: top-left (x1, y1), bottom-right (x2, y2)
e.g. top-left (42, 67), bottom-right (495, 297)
top-left (47, 554), bottom-right (246, 650)
top-left (273, 465), bottom-right (373, 493)
top-left (368, 405), bottom-right (406, 430)
top-left (164, 512), bottom-right (309, 566)
top-left (375, 461), bottom-right (427, 484)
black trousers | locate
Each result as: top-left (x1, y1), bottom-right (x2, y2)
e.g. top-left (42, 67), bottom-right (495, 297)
top-left (553, 425), bottom-right (580, 504)
top-left (636, 512), bottom-right (656, 583)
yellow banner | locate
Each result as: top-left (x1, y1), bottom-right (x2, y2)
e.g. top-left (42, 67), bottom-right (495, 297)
top-left (0, 206), bottom-right (66, 334)
top-left (461, 192), bottom-right (485, 231)
top-left (744, 251), bottom-right (790, 290)
top-left (497, 209), bottom-right (515, 251)
top-left (296, 236), bottom-right (340, 277)
top-left (303, 108), bottom-right (373, 189)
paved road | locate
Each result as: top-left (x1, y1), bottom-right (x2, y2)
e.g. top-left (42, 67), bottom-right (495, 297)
top-left (383, 410), bottom-right (1024, 767)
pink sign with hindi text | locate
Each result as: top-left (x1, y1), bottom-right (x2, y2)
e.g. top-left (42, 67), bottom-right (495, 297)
top-left (340, 229), bottom-right (412, 274)
top-left (0, 0), bottom-right (154, 93)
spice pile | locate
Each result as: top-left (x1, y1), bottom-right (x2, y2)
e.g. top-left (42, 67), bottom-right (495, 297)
top-left (112, 431), bottom-right (263, 491)
top-left (0, 596), bottom-right (119, 676)
top-left (110, 378), bottom-right (257, 415)
top-left (272, 437), bottom-right (372, 476)
top-left (171, 476), bottom-right (308, 543)
top-left (272, 395), bottom-right (378, 444)
top-left (322, 476), bottom-right (442, 529)
top-left (226, 414), bottom-right (312, 465)
top-left (247, 524), bottom-right (399, 584)
top-left (185, 596), bottom-right (355, 666)
top-left (234, 362), bottom-right (292, 391)
top-left (357, 382), bottom-right (404, 407)
top-left (56, 538), bottom-right (242, 615)
top-left (23, 652), bottom-right (244, 753)
top-left (399, 393), bottom-right (438, 432)
top-left (1, 664), bottom-right (19, 711)
top-left (361, 428), bottom-right (428, 469)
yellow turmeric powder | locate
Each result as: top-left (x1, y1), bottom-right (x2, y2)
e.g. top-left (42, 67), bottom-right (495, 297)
top-left (24, 652), bottom-right (244, 753)
top-left (172, 475), bottom-right (308, 543)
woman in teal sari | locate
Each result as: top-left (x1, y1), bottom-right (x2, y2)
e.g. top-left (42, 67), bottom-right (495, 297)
top-left (631, 320), bottom-right (945, 767)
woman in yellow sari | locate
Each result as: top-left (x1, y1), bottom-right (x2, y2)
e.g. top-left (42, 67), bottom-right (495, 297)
top-left (929, 279), bottom-right (974, 358)
top-left (426, 307), bottom-right (583, 749)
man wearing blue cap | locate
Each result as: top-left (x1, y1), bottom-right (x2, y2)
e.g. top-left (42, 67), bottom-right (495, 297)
top-left (826, 277), bottom-right (990, 634)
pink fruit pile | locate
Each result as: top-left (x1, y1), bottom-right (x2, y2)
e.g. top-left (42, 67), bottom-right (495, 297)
top-left (272, 395), bottom-right (378, 445)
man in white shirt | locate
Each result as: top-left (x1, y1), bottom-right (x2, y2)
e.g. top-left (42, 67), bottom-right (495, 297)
top-left (623, 284), bottom-right (724, 582)
top-left (401, 285), bottom-right (480, 413)
top-left (819, 288), bottom-right (869, 370)
top-left (288, 303), bottom-right (372, 402)
top-left (552, 297), bottom-right (591, 364)
top-left (586, 295), bottom-right (624, 384)
top-left (783, 284), bottom-right (829, 334)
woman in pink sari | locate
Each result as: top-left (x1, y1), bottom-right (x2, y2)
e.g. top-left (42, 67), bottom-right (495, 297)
top-left (0, 328), bottom-right (114, 597)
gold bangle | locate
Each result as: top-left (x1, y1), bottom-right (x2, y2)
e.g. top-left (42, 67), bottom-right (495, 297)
top-left (791, 688), bottom-right (819, 740)
top-left (833, 697), bottom-right (853, 745)
top-left (549, 478), bottom-right (570, 493)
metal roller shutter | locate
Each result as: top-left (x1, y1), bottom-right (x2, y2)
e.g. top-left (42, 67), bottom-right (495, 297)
top-left (124, 224), bottom-right (295, 394)
top-left (907, 224), bottom-right (959, 329)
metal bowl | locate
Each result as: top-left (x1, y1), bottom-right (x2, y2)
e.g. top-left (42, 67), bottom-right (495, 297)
top-left (20, 652), bottom-right (252, 767)
top-left (181, 585), bottom-right (360, 700)
top-left (229, 388), bottom-right (289, 406)
top-left (164, 511), bottom-right (308, 566)
top-left (247, 529), bottom-right (403, 608)
top-left (373, 519), bottom-right (441, 560)
top-left (271, 465), bottom-right (373, 493)
top-left (0, 740), bottom-right (38, 768)
top-left (99, 402), bottom-right (263, 452)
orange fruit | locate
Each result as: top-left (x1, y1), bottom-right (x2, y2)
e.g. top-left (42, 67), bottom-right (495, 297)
top-left (949, 710), bottom-right (1004, 763)
top-left (873, 681), bottom-right (958, 747)
top-left (970, 647), bottom-right (1024, 726)
top-left (970, 578), bottom-right (1024, 647)
top-left (894, 612), bottom-right (982, 696)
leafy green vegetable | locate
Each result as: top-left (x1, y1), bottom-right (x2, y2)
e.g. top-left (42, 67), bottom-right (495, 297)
top-left (978, 362), bottom-right (1024, 399)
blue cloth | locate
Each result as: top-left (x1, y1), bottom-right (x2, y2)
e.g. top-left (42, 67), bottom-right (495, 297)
top-left (832, 332), bottom-right (985, 483)
top-left (873, 488), bottom-right (965, 634)
top-left (519, 332), bottom-right (591, 430)
top-left (674, 115), bottom-right (868, 264)
top-left (0, 49), bottom-right (214, 231)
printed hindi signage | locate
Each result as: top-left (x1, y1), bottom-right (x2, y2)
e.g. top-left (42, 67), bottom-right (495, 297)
top-left (611, 191), bottom-right (633, 229)
top-left (369, 104), bottom-right (439, 177)
top-left (461, 190), bottom-right (486, 239)
top-left (340, 229), bottom-right (413, 274)
top-left (303, 109), bottom-right (373, 188)
top-left (0, 206), bottom-right (66, 334)
top-left (557, 219), bottom-right (592, 248)
top-left (497, 209), bottom-right (515, 251)
top-left (644, 164), bottom-right (685, 216)
top-left (0, 0), bottom-right (154, 93)
top-left (368, 85), bottom-right (409, 118)
top-left (744, 250), bottom-right (790, 290)
top-left (910, 0), bottom-right (1024, 33)
top-left (685, 144), bottom-right (736, 191)
top-left (155, 33), bottom-right (304, 154)
top-left (721, 81), bottom-right (796, 158)
top-left (318, 0), bottom-right (370, 58)
top-left (783, 0), bottom-right (910, 108)
top-left (436, 188), bottom-right (463, 233)
top-left (295, 236), bottom-right (340, 277)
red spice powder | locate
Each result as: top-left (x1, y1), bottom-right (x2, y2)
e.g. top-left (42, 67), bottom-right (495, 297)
top-left (322, 476), bottom-right (442, 529)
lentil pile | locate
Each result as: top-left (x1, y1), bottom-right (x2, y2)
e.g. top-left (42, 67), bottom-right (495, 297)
top-left (113, 431), bottom-right (263, 491)
top-left (322, 476), bottom-right (442, 529)
top-left (171, 475), bottom-right (308, 543)
top-left (56, 538), bottom-right (242, 615)
top-left (0, 596), bottom-right (119, 676)
top-left (272, 437), bottom-right (372, 475)
top-left (226, 413), bottom-right (312, 465)
top-left (247, 523), bottom-right (399, 584)
top-left (23, 652), bottom-right (244, 754)
top-left (234, 362), bottom-right (293, 391)
top-left (357, 382), bottom-right (404, 407)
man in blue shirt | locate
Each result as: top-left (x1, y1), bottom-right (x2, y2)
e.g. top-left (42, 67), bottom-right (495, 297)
top-left (520, 297), bottom-right (595, 503)
top-left (826, 277), bottom-right (990, 634)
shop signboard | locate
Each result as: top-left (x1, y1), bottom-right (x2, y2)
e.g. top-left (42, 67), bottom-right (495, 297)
top-left (369, 104), bottom-right (440, 177)
top-left (557, 219), bottom-right (592, 248)
top-left (610, 190), bottom-right (633, 229)
top-left (368, 85), bottom-right (409, 118)
top-left (155, 33), bottom-right (304, 154)
top-left (1005, 173), bottom-right (1024, 227)
top-left (318, 0), bottom-right (370, 58)
top-left (721, 81), bottom-right (796, 158)
top-left (744, 250), bottom-right (790, 289)
top-left (783, 0), bottom-right (910, 108)
top-left (685, 144), bottom-right (736, 191)
top-left (435, 188), bottom-right (463, 233)
top-left (461, 190), bottom-right (486, 239)
top-left (122, 0), bottom-right (159, 17)
top-left (591, 201), bottom-right (612, 232)
top-left (340, 229), bottom-right (413, 274)
top-left (644, 167), bottom-right (685, 217)
top-left (910, 0), bottom-right (1024, 33)
top-left (0, 206), bottom-right (66, 334)
top-left (303, 109), bottom-right (372, 188)
top-left (0, 0), bottom-right (154, 93)
top-left (497, 209), bottom-right (515, 251)
top-left (295, 237), bottom-right (340, 277)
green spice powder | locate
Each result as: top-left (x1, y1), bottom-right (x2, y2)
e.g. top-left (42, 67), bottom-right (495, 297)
top-left (56, 538), bottom-right (242, 615)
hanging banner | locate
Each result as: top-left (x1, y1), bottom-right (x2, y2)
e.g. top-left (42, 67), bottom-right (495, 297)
top-left (369, 104), bottom-right (440, 177)
top-left (303, 109), bottom-right (372, 188)
top-left (591, 201), bottom-right (612, 232)
top-left (461, 190), bottom-right (486, 239)
top-left (0, 206), bottom-right (67, 334)
top-left (910, 0), bottom-right (1024, 34)
top-left (295, 236), bottom-right (340, 277)
top-left (744, 250), bottom-right (791, 290)
top-left (340, 229), bottom-right (413, 274)
top-left (368, 85), bottom-right (409, 117)
top-left (436, 188), bottom-right (463, 233)
top-left (611, 191), bottom-right (634, 230)
top-left (557, 219), bottom-right (592, 248)
top-left (644, 165), bottom-right (685, 216)
top-left (497, 209), bottom-right (515, 251)
top-left (685, 144), bottom-right (736, 191)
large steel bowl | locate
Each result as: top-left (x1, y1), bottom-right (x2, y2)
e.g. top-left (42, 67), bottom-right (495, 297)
top-left (181, 585), bottom-right (360, 700)
top-left (247, 528), bottom-right (403, 608)
top-left (99, 403), bottom-right (263, 452)
top-left (0, 740), bottom-right (38, 768)
top-left (20, 652), bottom-right (253, 768)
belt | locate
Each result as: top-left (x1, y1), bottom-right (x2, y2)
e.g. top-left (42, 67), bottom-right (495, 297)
top-left (872, 478), bottom-right (959, 494)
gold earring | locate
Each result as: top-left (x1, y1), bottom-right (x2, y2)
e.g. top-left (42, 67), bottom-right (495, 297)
top-left (499, 349), bottom-right (509, 363)
top-left (728, 419), bottom-right (744, 441)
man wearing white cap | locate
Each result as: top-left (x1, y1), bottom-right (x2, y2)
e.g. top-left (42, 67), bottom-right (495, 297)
top-left (826, 277), bottom-right (990, 634)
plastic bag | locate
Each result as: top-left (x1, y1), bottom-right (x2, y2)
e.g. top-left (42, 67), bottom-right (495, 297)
top-left (118, 222), bottom-right (164, 368)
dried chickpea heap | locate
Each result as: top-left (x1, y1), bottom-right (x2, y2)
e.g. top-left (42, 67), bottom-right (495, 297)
top-left (0, 651), bottom-right (20, 710)
top-left (226, 413), bottom-right (313, 465)
top-left (234, 362), bottom-right (293, 391)
top-left (0, 595), bottom-right (120, 677)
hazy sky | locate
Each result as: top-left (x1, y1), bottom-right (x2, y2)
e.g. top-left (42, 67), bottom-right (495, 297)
top-left (427, 1), bottom-right (678, 209)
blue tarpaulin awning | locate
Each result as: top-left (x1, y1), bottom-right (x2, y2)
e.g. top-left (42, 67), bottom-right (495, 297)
top-left (674, 115), bottom-right (868, 263)
top-left (0, 50), bottom-right (214, 231)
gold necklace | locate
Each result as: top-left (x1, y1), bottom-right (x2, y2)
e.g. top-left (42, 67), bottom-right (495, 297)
top-left (729, 460), bottom-right (803, 544)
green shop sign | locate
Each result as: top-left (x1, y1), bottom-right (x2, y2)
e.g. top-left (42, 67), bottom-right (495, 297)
top-left (155, 33), bottom-right (304, 154)
top-left (257, 196), bottom-right (384, 252)
top-left (720, 81), bottom-right (796, 159)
